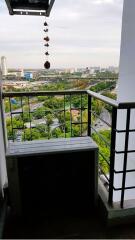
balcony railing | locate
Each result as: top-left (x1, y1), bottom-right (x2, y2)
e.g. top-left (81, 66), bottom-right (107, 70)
top-left (2, 90), bottom-right (135, 209)
top-left (3, 90), bottom-right (88, 142)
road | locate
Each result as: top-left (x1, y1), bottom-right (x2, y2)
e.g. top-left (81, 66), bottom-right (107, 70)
top-left (5, 101), bottom-right (45, 117)
top-left (94, 108), bottom-right (111, 132)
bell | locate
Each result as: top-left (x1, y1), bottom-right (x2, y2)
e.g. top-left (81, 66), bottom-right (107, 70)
top-left (45, 51), bottom-right (49, 56)
top-left (44, 36), bottom-right (50, 42)
top-left (44, 61), bottom-right (50, 69)
top-left (44, 22), bottom-right (48, 26)
top-left (44, 29), bottom-right (48, 32)
top-left (44, 43), bottom-right (49, 47)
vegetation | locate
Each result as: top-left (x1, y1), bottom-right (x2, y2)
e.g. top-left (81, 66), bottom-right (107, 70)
top-left (92, 130), bottom-right (111, 173)
top-left (102, 91), bottom-right (117, 100)
top-left (22, 128), bottom-right (41, 141)
top-left (90, 80), bottom-right (116, 93)
top-left (94, 71), bottom-right (118, 79)
top-left (102, 91), bottom-right (117, 113)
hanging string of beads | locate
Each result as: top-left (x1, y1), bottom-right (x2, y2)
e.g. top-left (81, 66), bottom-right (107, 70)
top-left (44, 18), bottom-right (50, 69)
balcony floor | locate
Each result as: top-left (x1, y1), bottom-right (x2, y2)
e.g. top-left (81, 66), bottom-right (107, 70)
top-left (3, 208), bottom-right (135, 239)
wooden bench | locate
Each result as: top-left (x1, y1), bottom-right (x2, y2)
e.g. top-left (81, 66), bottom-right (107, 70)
top-left (6, 137), bottom-right (98, 216)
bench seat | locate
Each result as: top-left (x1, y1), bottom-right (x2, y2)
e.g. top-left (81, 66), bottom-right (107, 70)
top-left (6, 137), bottom-right (98, 216)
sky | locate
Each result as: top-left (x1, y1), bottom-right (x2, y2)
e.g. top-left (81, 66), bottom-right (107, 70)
top-left (0, 0), bottom-right (124, 69)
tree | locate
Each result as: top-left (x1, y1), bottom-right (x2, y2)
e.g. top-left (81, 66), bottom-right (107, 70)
top-left (36, 124), bottom-right (48, 138)
top-left (7, 127), bottom-right (17, 140)
top-left (6, 116), bottom-right (24, 129)
top-left (46, 114), bottom-right (53, 125)
top-left (52, 128), bottom-right (63, 138)
top-left (43, 97), bottom-right (63, 110)
top-left (57, 111), bottom-right (70, 124)
top-left (72, 125), bottom-right (80, 137)
top-left (92, 130), bottom-right (111, 173)
top-left (90, 80), bottom-right (116, 93)
top-left (22, 128), bottom-right (41, 141)
top-left (92, 99), bottom-right (104, 116)
top-left (33, 107), bottom-right (45, 119)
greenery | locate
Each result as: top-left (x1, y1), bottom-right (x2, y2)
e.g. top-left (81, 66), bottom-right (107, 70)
top-left (22, 128), bottom-right (41, 141)
top-left (90, 80), bottom-right (116, 93)
top-left (33, 107), bottom-right (46, 119)
top-left (102, 91), bottom-right (117, 100)
top-left (95, 71), bottom-right (118, 79)
top-left (102, 91), bottom-right (117, 113)
top-left (92, 130), bottom-right (111, 173)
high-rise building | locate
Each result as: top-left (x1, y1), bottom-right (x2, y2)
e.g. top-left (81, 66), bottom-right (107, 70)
top-left (1, 56), bottom-right (8, 76)
top-left (24, 72), bottom-right (33, 80)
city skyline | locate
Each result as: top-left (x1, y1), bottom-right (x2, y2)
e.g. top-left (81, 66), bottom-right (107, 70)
top-left (0, 0), bottom-right (123, 68)
top-left (0, 56), bottom-right (119, 72)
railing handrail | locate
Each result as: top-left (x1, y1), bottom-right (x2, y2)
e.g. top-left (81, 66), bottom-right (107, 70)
top-left (2, 90), bottom-right (87, 98)
top-left (87, 90), bottom-right (135, 109)
top-left (3, 90), bottom-right (135, 109)
top-left (87, 90), bottom-right (118, 108)
top-left (118, 102), bottom-right (135, 109)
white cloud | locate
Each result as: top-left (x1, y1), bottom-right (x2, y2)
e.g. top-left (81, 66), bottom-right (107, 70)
top-left (93, 0), bottom-right (114, 5)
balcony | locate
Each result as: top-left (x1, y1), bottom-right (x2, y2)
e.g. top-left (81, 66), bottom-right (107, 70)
top-left (1, 89), bottom-right (135, 238)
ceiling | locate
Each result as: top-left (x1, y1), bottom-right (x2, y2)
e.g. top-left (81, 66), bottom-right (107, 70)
top-left (10, 0), bottom-right (49, 10)
top-left (5, 0), bottom-right (55, 16)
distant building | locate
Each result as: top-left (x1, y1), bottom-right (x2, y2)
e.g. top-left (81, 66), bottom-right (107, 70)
top-left (64, 68), bottom-right (75, 74)
top-left (85, 67), bottom-right (90, 74)
top-left (90, 67), bottom-right (100, 74)
top-left (108, 66), bottom-right (119, 74)
top-left (77, 68), bottom-right (85, 73)
top-left (100, 68), bottom-right (107, 73)
top-left (70, 68), bottom-right (75, 74)
top-left (16, 69), bottom-right (24, 78)
top-left (24, 72), bottom-right (33, 80)
top-left (1, 56), bottom-right (8, 76)
top-left (8, 69), bottom-right (24, 78)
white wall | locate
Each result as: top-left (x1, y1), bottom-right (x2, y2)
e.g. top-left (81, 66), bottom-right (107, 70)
top-left (0, 79), bottom-right (7, 196)
top-left (114, 0), bottom-right (135, 202)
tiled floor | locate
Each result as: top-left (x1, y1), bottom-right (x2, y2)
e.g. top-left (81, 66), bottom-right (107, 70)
top-left (3, 209), bottom-right (135, 239)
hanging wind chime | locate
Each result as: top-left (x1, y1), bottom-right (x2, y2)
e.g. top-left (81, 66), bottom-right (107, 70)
top-left (5, 0), bottom-right (55, 69)
top-left (44, 18), bottom-right (50, 69)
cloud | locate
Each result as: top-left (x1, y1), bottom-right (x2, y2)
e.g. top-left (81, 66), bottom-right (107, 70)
top-left (93, 0), bottom-right (114, 4)
top-left (0, 0), bottom-right (123, 68)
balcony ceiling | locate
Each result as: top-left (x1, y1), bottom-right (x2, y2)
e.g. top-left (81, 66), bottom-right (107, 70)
top-left (5, 0), bottom-right (55, 16)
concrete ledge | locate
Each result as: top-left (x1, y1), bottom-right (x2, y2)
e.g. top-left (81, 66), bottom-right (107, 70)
top-left (98, 179), bottom-right (135, 226)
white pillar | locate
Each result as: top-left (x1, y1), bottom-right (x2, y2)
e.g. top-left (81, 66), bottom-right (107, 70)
top-left (114, 0), bottom-right (135, 203)
top-left (0, 78), bottom-right (7, 196)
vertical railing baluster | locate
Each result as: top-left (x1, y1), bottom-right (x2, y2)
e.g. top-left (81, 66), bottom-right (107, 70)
top-left (0, 86), bottom-right (7, 149)
top-left (9, 97), bottom-right (14, 142)
top-left (21, 97), bottom-right (25, 141)
top-left (120, 108), bottom-right (131, 208)
top-left (81, 94), bottom-right (83, 137)
top-left (70, 94), bottom-right (72, 137)
top-left (1, 96), bottom-right (8, 149)
top-left (28, 96), bottom-right (32, 141)
top-left (108, 107), bottom-right (117, 206)
top-left (64, 94), bottom-right (66, 138)
top-left (88, 95), bottom-right (92, 137)
top-left (48, 124), bottom-right (50, 139)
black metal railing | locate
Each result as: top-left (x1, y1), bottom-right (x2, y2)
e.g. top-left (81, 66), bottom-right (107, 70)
top-left (2, 90), bottom-right (135, 209)
top-left (3, 91), bottom-right (88, 142)
top-left (87, 91), bottom-right (135, 209)
top-left (112, 102), bottom-right (135, 208)
top-left (87, 90), bottom-right (118, 207)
